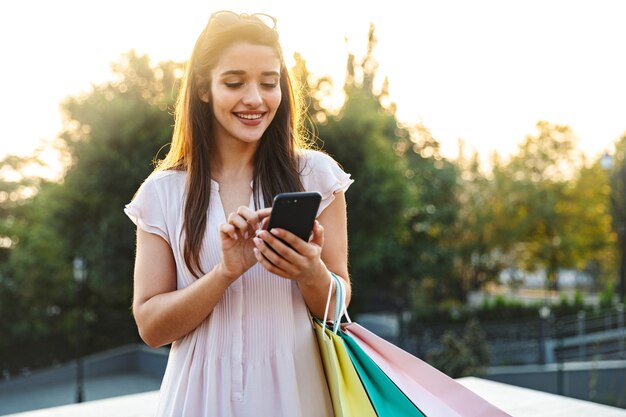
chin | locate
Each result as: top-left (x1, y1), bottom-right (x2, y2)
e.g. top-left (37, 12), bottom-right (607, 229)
top-left (236, 128), bottom-right (269, 143)
top-left (235, 134), bottom-right (264, 144)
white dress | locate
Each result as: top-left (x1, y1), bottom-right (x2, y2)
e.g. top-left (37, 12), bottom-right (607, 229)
top-left (124, 150), bottom-right (353, 417)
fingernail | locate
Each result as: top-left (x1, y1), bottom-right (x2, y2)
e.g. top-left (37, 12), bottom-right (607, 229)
top-left (270, 228), bottom-right (280, 236)
top-left (253, 237), bottom-right (262, 246)
top-left (243, 231), bottom-right (249, 239)
top-left (253, 248), bottom-right (260, 256)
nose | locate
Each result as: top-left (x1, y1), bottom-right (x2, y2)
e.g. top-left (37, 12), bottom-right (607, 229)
top-left (242, 84), bottom-right (262, 107)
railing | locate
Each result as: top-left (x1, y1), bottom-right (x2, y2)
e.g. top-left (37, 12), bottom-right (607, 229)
top-left (552, 308), bottom-right (626, 363)
top-left (408, 305), bottom-right (626, 365)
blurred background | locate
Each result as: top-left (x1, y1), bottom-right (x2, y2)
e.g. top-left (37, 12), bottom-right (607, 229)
top-left (1, 0), bottom-right (625, 413)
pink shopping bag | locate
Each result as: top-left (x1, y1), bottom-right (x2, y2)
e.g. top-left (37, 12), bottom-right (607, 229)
top-left (343, 322), bottom-right (511, 417)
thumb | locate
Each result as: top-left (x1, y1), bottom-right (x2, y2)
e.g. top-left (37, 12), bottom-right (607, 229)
top-left (310, 220), bottom-right (324, 247)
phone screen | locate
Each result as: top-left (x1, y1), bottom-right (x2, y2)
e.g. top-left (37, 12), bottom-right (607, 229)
top-left (267, 192), bottom-right (322, 242)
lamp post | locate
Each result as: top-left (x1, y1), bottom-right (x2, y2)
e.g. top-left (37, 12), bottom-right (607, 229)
top-left (73, 257), bottom-right (87, 403)
top-left (538, 304), bottom-right (551, 364)
top-left (601, 152), bottom-right (626, 303)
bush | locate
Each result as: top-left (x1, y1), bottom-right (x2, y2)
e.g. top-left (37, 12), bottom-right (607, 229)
top-left (426, 319), bottom-right (489, 378)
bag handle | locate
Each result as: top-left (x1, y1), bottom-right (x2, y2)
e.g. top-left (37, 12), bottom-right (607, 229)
top-left (331, 272), bottom-right (352, 327)
top-left (322, 272), bottom-right (352, 334)
top-left (322, 272), bottom-right (336, 327)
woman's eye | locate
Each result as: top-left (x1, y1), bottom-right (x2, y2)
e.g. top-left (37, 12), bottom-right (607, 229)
top-left (225, 82), bottom-right (243, 88)
top-left (261, 82), bottom-right (278, 89)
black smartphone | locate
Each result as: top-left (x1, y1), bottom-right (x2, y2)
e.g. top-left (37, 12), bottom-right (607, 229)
top-left (267, 192), bottom-right (322, 243)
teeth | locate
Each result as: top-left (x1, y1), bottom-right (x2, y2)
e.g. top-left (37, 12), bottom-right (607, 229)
top-left (237, 113), bottom-right (263, 120)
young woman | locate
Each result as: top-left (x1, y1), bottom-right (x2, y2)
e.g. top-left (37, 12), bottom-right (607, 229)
top-left (124, 11), bottom-right (353, 416)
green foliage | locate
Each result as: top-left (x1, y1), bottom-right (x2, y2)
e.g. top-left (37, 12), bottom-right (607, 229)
top-left (0, 27), bottom-right (622, 376)
top-left (466, 122), bottom-right (618, 295)
top-left (607, 133), bottom-right (626, 301)
top-left (453, 148), bottom-right (507, 294)
top-left (308, 24), bottom-right (461, 311)
top-left (426, 319), bottom-right (489, 378)
top-left (496, 122), bottom-right (583, 289)
top-left (398, 127), bottom-right (460, 303)
top-left (599, 283), bottom-right (615, 309)
top-left (463, 319), bottom-right (490, 367)
top-left (413, 292), bottom-right (604, 326)
top-left (317, 69), bottom-right (411, 312)
top-left (0, 51), bottom-right (181, 374)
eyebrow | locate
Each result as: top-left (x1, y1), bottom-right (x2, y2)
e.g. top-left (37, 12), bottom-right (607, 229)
top-left (219, 70), bottom-right (280, 77)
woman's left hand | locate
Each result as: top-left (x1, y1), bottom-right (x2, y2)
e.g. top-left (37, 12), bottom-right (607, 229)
top-left (252, 220), bottom-right (327, 285)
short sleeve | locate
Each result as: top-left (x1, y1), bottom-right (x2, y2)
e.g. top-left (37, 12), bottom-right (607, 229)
top-left (124, 176), bottom-right (169, 242)
top-left (300, 150), bottom-right (354, 216)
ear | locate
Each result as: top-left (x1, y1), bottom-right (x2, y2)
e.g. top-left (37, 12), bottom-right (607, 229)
top-left (198, 89), bottom-right (210, 103)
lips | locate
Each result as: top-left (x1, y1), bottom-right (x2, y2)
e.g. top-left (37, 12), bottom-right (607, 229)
top-left (233, 111), bottom-right (266, 127)
top-left (234, 112), bottom-right (265, 120)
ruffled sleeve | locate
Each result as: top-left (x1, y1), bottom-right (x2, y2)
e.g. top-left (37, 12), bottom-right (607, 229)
top-left (124, 175), bottom-right (169, 242)
top-left (300, 150), bottom-right (354, 216)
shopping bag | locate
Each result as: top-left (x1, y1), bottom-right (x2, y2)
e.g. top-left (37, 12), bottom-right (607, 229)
top-left (340, 329), bottom-right (426, 416)
top-left (316, 274), bottom-right (424, 416)
top-left (343, 318), bottom-right (512, 417)
top-left (322, 272), bottom-right (511, 417)
top-left (313, 275), bottom-right (377, 417)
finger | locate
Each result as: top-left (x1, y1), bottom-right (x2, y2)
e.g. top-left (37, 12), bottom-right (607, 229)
top-left (219, 223), bottom-right (238, 240)
top-left (253, 247), bottom-right (290, 278)
top-left (257, 229), bottom-right (302, 259)
top-left (256, 207), bottom-right (272, 220)
top-left (254, 209), bottom-right (271, 234)
top-left (237, 206), bottom-right (261, 228)
top-left (259, 217), bottom-right (270, 232)
top-left (267, 227), bottom-right (314, 256)
top-left (227, 213), bottom-right (251, 238)
top-left (236, 206), bottom-right (264, 232)
top-left (253, 236), bottom-right (297, 272)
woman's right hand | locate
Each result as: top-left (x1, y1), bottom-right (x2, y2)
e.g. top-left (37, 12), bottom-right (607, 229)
top-left (218, 206), bottom-right (271, 281)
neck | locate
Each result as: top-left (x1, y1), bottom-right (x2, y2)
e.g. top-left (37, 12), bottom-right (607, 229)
top-left (211, 142), bottom-right (257, 183)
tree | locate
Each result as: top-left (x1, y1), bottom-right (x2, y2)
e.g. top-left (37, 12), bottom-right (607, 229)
top-left (453, 145), bottom-right (506, 294)
top-left (55, 51), bottom-right (181, 352)
top-left (564, 157), bottom-right (616, 288)
top-left (0, 51), bottom-right (181, 374)
top-left (315, 26), bottom-right (411, 311)
top-left (396, 124), bottom-right (460, 304)
top-left (309, 24), bottom-right (463, 314)
top-left (0, 154), bottom-right (60, 372)
top-left (608, 133), bottom-right (626, 301)
top-left (495, 121), bottom-right (583, 290)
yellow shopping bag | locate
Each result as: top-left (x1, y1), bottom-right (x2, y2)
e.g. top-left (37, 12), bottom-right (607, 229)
top-left (313, 273), bottom-right (376, 417)
top-left (313, 319), bottom-right (377, 417)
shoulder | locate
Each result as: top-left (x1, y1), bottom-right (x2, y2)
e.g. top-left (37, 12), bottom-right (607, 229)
top-left (125, 170), bottom-right (186, 241)
top-left (146, 169), bottom-right (186, 184)
top-left (297, 149), bottom-right (343, 176)
top-left (297, 149), bottom-right (353, 206)
top-left (131, 169), bottom-right (187, 208)
top-left (142, 169), bottom-right (186, 193)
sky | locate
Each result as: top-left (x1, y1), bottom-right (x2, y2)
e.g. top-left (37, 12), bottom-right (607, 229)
top-left (1, 0), bottom-right (625, 170)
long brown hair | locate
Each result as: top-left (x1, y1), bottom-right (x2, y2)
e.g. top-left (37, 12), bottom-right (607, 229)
top-left (158, 12), bottom-right (309, 277)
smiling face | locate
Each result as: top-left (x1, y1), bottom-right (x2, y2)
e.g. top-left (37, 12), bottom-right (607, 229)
top-left (204, 41), bottom-right (282, 148)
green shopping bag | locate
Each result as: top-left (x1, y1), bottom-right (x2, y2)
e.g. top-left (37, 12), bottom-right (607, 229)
top-left (340, 329), bottom-right (426, 417)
